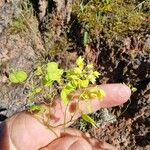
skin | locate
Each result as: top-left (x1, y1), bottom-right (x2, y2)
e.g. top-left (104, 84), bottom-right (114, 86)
top-left (0, 84), bottom-right (131, 150)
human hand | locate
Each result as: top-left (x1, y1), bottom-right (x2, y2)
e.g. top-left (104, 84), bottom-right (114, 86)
top-left (0, 84), bottom-right (131, 150)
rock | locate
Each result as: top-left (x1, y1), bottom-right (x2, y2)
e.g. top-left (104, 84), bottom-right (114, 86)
top-left (0, 1), bottom-right (22, 34)
top-left (0, 0), bottom-right (5, 7)
top-left (0, 0), bottom-right (43, 117)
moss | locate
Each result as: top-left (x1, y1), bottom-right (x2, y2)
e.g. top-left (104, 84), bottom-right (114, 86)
top-left (9, 17), bottom-right (28, 34)
top-left (72, 0), bottom-right (149, 39)
top-left (8, 0), bottom-right (35, 34)
top-left (48, 35), bottom-right (70, 56)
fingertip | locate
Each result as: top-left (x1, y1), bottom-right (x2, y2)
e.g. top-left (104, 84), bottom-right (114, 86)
top-left (69, 83), bottom-right (132, 115)
top-left (99, 83), bottom-right (131, 108)
top-left (119, 83), bottom-right (131, 102)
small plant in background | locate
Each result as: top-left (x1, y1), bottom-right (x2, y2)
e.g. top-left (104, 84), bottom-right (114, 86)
top-left (83, 31), bottom-right (89, 47)
top-left (128, 84), bottom-right (137, 93)
top-left (9, 17), bottom-right (28, 34)
top-left (9, 70), bottom-right (27, 84)
top-left (72, 0), bottom-right (148, 39)
top-left (9, 0), bottom-right (37, 35)
top-left (8, 56), bottom-right (106, 127)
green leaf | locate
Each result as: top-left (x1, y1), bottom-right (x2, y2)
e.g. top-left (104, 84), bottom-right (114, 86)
top-left (80, 79), bottom-right (89, 88)
top-left (93, 71), bottom-right (100, 77)
top-left (61, 82), bottom-right (76, 105)
top-left (80, 91), bottom-right (89, 100)
top-left (74, 67), bottom-right (82, 74)
top-left (68, 74), bottom-right (79, 80)
top-left (65, 82), bottom-right (76, 91)
top-left (28, 105), bottom-right (46, 113)
top-left (87, 88), bottom-right (106, 100)
top-left (127, 84), bottom-right (137, 93)
top-left (47, 62), bottom-right (63, 82)
top-left (76, 56), bottom-right (84, 69)
top-left (71, 79), bottom-right (78, 87)
top-left (80, 1), bottom-right (85, 12)
top-left (102, 0), bottom-right (110, 4)
top-left (30, 88), bottom-right (42, 96)
top-left (34, 66), bottom-right (42, 76)
top-left (81, 114), bottom-right (96, 127)
top-left (44, 62), bottom-right (63, 86)
top-left (83, 31), bottom-right (89, 46)
top-left (131, 87), bottom-right (137, 93)
top-left (97, 89), bottom-right (106, 100)
top-left (47, 62), bottom-right (58, 72)
top-left (91, 93), bottom-right (98, 98)
top-left (43, 75), bottom-right (52, 87)
top-left (9, 71), bottom-right (27, 83)
top-left (61, 89), bottom-right (69, 106)
top-left (87, 74), bottom-right (96, 84)
top-left (87, 64), bottom-right (93, 69)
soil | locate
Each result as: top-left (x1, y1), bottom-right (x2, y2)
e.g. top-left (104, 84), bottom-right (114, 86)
top-left (0, 1), bottom-right (149, 149)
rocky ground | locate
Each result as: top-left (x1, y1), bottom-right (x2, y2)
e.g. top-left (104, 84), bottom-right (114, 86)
top-left (0, 0), bottom-right (150, 149)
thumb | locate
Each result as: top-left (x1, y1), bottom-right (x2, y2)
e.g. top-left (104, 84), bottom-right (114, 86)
top-left (40, 135), bottom-right (92, 150)
top-left (40, 134), bottom-right (118, 150)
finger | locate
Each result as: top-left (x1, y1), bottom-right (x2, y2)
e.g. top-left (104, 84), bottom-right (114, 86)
top-left (77, 83), bottom-right (131, 113)
top-left (40, 136), bottom-right (92, 150)
top-left (85, 137), bottom-right (118, 150)
top-left (60, 128), bottom-right (91, 138)
top-left (60, 128), bottom-right (117, 150)
top-left (5, 84), bottom-right (130, 149)
top-left (7, 112), bottom-right (61, 150)
top-left (42, 84), bottom-right (131, 127)
top-left (40, 134), bottom-right (117, 150)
